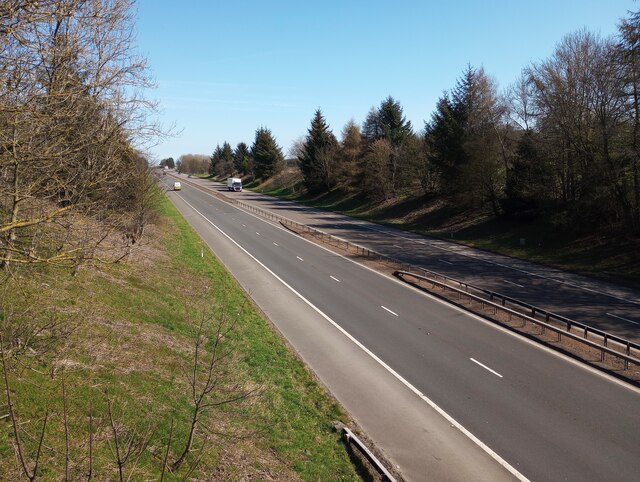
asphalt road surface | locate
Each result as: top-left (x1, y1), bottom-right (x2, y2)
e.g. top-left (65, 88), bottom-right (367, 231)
top-left (163, 177), bottom-right (640, 481)
top-left (175, 174), bottom-right (640, 343)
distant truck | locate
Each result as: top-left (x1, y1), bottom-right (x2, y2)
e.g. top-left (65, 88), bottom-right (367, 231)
top-left (227, 177), bottom-right (242, 192)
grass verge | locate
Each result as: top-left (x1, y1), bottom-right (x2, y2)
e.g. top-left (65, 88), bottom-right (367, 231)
top-left (0, 193), bottom-right (359, 480)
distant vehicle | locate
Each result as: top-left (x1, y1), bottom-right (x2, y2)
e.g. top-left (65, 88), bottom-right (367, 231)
top-left (227, 177), bottom-right (242, 192)
top-left (164, 166), bottom-right (169, 170)
top-left (173, 182), bottom-right (181, 191)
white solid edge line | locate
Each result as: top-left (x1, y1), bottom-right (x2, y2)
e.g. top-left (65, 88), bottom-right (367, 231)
top-left (606, 312), bottom-right (640, 326)
top-left (381, 305), bottom-right (399, 317)
top-left (470, 358), bottom-right (504, 378)
top-left (174, 193), bottom-right (529, 482)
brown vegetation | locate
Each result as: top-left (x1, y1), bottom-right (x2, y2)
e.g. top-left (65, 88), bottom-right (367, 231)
top-left (0, 0), bottom-right (162, 270)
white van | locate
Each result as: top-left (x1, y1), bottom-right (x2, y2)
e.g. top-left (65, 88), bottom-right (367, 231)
top-left (227, 178), bottom-right (242, 191)
top-left (173, 181), bottom-right (182, 191)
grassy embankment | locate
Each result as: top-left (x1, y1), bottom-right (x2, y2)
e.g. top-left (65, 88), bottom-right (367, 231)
top-left (247, 169), bottom-right (640, 289)
top-left (0, 193), bottom-right (359, 480)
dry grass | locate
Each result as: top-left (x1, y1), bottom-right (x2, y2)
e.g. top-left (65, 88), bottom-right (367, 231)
top-left (0, 194), bottom-right (361, 481)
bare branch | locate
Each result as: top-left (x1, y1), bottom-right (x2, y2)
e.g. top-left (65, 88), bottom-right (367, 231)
top-left (87, 402), bottom-right (93, 481)
top-left (62, 368), bottom-right (70, 481)
top-left (160, 419), bottom-right (174, 482)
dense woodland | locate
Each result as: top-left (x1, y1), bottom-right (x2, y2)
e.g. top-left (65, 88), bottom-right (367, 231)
top-left (204, 10), bottom-right (640, 237)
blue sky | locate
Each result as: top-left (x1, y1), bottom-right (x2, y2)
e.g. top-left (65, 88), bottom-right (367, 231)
top-left (136, 1), bottom-right (637, 162)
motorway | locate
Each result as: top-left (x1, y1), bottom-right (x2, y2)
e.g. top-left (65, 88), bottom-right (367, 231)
top-left (175, 173), bottom-right (640, 342)
top-left (163, 178), bottom-right (640, 481)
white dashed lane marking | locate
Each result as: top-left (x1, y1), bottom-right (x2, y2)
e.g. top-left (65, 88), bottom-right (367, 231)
top-left (503, 279), bottom-right (524, 288)
top-left (470, 358), bottom-right (503, 378)
top-left (381, 306), bottom-right (399, 317)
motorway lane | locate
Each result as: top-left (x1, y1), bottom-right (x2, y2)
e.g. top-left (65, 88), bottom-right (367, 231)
top-left (166, 181), bottom-right (640, 481)
top-left (176, 175), bottom-right (640, 341)
top-left (167, 188), bottom-right (516, 481)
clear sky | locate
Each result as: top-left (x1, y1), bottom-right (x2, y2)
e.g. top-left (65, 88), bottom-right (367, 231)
top-left (135, 0), bottom-right (637, 162)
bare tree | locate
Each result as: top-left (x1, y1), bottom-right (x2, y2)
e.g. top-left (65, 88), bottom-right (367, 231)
top-left (0, 0), bottom-right (161, 270)
top-left (106, 391), bottom-right (154, 482)
top-left (526, 30), bottom-right (634, 229)
top-left (176, 154), bottom-right (210, 175)
top-left (171, 301), bottom-right (256, 472)
top-left (507, 73), bottom-right (537, 132)
top-left (362, 139), bottom-right (392, 200)
top-left (1, 336), bottom-right (49, 481)
top-left (288, 136), bottom-right (306, 160)
top-left (338, 119), bottom-right (363, 185)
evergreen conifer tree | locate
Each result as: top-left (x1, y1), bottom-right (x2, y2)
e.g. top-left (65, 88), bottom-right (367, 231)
top-left (425, 94), bottom-right (467, 192)
top-left (233, 142), bottom-right (251, 174)
top-left (251, 127), bottom-right (284, 179)
top-left (426, 64), bottom-right (506, 207)
top-left (362, 107), bottom-right (384, 141)
top-left (362, 97), bottom-right (412, 145)
top-left (298, 110), bottom-right (338, 193)
top-left (209, 144), bottom-right (223, 176)
top-left (378, 96), bottom-right (413, 146)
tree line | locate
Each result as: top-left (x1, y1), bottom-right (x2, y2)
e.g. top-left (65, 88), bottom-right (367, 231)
top-left (178, 127), bottom-right (285, 182)
top-left (207, 10), bottom-right (640, 235)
